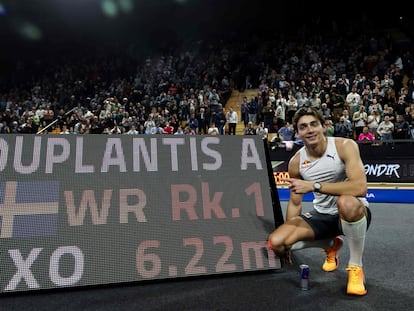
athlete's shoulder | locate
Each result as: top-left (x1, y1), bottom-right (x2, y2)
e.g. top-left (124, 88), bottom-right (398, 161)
top-left (291, 145), bottom-right (305, 160)
top-left (332, 136), bottom-right (357, 148)
top-left (288, 146), bottom-right (304, 169)
top-left (333, 136), bottom-right (360, 160)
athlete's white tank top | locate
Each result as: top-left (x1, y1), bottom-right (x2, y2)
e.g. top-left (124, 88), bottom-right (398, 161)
top-left (299, 137), bottom-right (368, 215)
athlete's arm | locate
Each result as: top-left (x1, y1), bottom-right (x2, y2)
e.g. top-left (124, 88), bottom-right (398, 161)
top-left (282, 138), bottom-right (367, 198)
top-left (285, 152), bottom-right (304, 220)
top-left (318, 138), bottom-right (367, 197)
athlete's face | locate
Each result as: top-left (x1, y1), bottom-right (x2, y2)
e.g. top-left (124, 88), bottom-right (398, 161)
top-left (296, 115), bottom-right (326, 145)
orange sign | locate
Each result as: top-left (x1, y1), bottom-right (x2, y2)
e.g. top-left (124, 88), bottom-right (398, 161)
top-left (274, 171), bottom-right (290, 185)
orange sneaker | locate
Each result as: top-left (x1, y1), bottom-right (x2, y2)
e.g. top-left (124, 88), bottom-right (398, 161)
top-left (346, 265), bottom-right (367, 295)
top-left (322, 236), bottom-right (343, 272)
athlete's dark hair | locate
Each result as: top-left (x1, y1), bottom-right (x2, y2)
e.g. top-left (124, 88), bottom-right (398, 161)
top-left (292, 107), bottom-right (325, 132)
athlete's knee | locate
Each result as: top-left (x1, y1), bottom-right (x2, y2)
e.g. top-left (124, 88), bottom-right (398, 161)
top-left (337, 195), bottom-right (365, 220)
top-left (267, 232), bottom-right (287, 254)
top-left (336, 195), bottom-right (355, 209)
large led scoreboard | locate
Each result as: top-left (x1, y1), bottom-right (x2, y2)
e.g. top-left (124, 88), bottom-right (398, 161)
top-left (0, 135), bottom-right (281, 293)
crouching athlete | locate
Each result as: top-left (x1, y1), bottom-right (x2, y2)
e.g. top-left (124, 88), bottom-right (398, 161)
top-left (268, 107), bottom-right (371, 296)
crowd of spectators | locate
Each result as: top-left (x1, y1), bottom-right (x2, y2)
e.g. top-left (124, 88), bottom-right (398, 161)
top-left (1, 17), bottom-right (413, 144)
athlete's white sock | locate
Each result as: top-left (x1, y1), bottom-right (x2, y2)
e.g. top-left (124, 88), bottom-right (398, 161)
top-left (341, 217), bottom-right (367, 267)
top-left (290, 238), bottom-right (334, 251)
